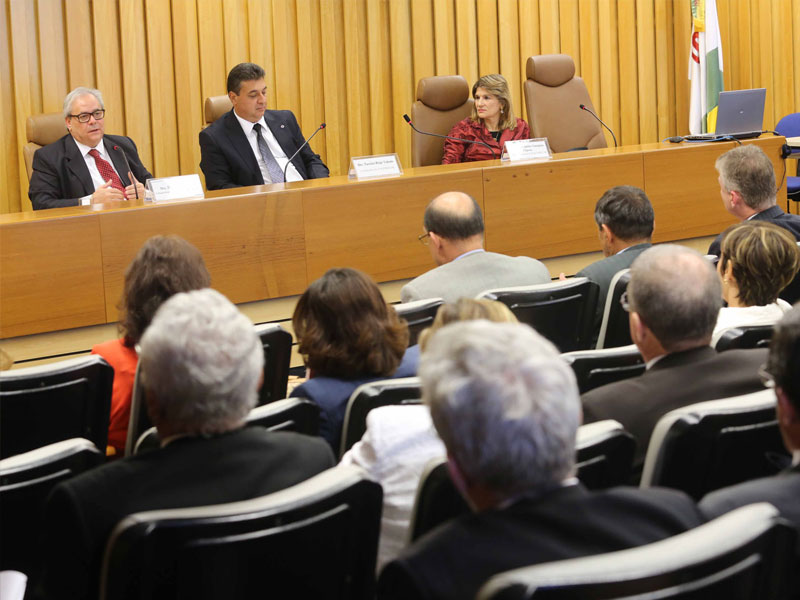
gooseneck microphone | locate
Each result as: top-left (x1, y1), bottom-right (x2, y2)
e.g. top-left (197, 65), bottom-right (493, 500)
top-left (579, 104), bottom-right (618, 148)
top-left (402, 114), bottom-right (497, 160)
top-left (112, 145), bottom-right (139, 199)
top-left (283, 123), bottom-right (326, 181)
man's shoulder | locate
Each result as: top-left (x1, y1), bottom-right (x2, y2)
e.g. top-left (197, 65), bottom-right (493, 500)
top-left (34, 134), bottom-right (73, 160)
top-left (200, 110), bottom-right (235, 137)
top-left (700, 471), bottom-right (800, 520)
top-left (577, 245), bottom-right (648, 279)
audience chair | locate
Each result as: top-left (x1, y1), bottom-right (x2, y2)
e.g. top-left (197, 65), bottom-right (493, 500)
top-left (204, 95), bottom-right (232, 126)
top-left (523, 54), bottom-right (607, 153)
top-left (339, 377), bottom-right (421, 458)
top-left (99, 465), bottom-right (382, 600)
top-left (410, 75), bottom-right (473, 166)
top-left (124, 361), bottom-right (149, 457)
top-left (407, 456), bottom-right (469, 544)
top-left (477, 502), bottom-right (796, 600)
top-left (478, 278), bottom-right (599, 352)
top-left (595, 269), bottom-right (632, 349)
top-left (134, 398), bottom-right (320, 455)
top-left (640, 389), bottom-right (788, 500)
top-left (24, 112), bottom-right (67, 181)
top-left (715, 324), bottom-right (774, 352)
top-left (561, 344), bottom-right (644, 394)
top-left (0, 355), bottom-right (113, 458)
top-left (394, 298), bottom-right (444, 347)
top-left (775, 113), bottom-right (800, 205)
top-left (254, 323), bottom-right (292, 405)
top-left (0, 438), bottom-right (103, 574)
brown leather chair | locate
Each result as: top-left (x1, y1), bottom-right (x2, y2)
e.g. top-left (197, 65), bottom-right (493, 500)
top-left (410, 75), bottom-right (473, 167)
top-left (24, 112), bottom-right (67, 181)
top-left (204, 95), bottom-right (232, 126)
top-left (523, 54), bottom-right (607, 153)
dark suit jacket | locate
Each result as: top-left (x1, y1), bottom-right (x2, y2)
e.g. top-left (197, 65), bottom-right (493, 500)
top-left (377, 483), bottom-right (705, 600)
top-left (33, 427), bottom-right (334, 600)
top-left (582, 346), bottom-right (768, 471)
top-left (199, 109), bottom-right (329, 190)
top-left (28, 134), bottom-right (153, 210)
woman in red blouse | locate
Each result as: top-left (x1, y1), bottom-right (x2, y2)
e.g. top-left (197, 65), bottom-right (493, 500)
top-left (441, 73), bottom-right (530, 164)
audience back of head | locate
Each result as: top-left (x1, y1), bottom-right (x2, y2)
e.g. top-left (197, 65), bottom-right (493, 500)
top-left (594, 185), bottom-right (654, 243)
top-left (418, 297), bottom-right (517, 350)
top-left (423, 192), bottom-right (484, 241)
top-left (767, 305), bottom-right (800, 406)
top-left (716, 145), bottom-right (776, 211)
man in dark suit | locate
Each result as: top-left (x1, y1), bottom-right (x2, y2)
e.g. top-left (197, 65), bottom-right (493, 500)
top-left (33, 288), bottom-right (334, 600)
top-left (28, 87), bottom-right (152, 210)
top-left (199, 62), bottom-right (328, 190)
top-left (582, 245), bottom-right (767, 473)
top-left (377, 321), bottom-right (705, 600)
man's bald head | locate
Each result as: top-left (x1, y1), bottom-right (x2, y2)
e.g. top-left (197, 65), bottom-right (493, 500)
top-left (423, 192), bottom-right (484, 241)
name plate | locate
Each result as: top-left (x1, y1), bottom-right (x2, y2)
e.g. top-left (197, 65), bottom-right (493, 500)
top-left (349, 153), bottom-right (403, 180)
top-left (502, 138), bottom-right (553, 162)
top-left (145, 175), bottom-right (205, 202)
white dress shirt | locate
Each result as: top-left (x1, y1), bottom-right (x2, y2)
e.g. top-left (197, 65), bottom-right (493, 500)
top-left (72, 138), bottom-right (122, 205)
top-left (233, 111), bottom-right (303, 183)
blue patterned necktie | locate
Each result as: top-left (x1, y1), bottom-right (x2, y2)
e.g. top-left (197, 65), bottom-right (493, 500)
top-left (252, 123), bottom-right (285, 183)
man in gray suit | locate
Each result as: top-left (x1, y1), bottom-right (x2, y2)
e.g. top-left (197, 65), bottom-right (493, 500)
top-left (400, 191), bottom-right (550, 303)
top-left (576, 185), bottom-right (654, 335)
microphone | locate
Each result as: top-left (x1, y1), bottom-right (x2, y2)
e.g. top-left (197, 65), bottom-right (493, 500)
top-left (283, 123), bottom-right (326, 181)
top-left (402, 114), bottom-right (497, 160)
top-left (579, 104), bottom-right (618, 148)
top-left (112, 145), bottom-right (139, 199)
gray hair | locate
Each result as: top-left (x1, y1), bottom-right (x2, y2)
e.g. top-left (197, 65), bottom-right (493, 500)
top-left (139, 288), bottom-right (263, 435)
top-left (421, 321), bottom-right (580, 498)
top-left (628, 245), bottom-right (722, 351)
top-left (63, 87), bottom-right (104, 119)
top-left (715, 145), bottom-right (776, 210)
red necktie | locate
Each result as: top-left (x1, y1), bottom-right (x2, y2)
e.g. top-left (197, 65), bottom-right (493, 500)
top-left (88, 149), bottom-right (125, 192)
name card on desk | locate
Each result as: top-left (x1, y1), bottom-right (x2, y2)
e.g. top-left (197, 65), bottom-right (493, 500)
top-left (501, 138), bottom-right (552, 162)
top-left (145, 175), bottom-right (205, 202)
top-left (348, 154), bottom-right (403, 180)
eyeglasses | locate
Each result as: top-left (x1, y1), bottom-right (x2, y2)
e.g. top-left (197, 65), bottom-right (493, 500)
top-left (418, 231), bottom-right (431, 245)
top-left (68, 109), bottom-right (105, 123)
top-left (758, 365), bottom-right (776, 389)
top-left (620, 291), bottom-right (630, 312)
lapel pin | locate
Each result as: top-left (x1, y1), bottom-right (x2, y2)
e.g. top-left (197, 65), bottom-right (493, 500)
top-left (280, 124), bottom-right (285, 128)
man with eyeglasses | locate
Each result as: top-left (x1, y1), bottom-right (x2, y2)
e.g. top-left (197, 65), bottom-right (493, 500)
top-left (28, 87), bottom-right (152, 210)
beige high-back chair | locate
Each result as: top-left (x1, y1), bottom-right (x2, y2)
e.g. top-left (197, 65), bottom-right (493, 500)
top-left (524, 54), bottom-right (607, 153)
top-left (410, 75), bottom-right (473, 166)
top-left (204, 95), bottom-right (233, 126)
top-left (24, 112), bottom-right (67, 181)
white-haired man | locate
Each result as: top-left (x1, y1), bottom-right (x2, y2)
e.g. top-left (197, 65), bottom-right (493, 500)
top-left (377, 321), bottom-right (705, 600)
top-left (34, 289), bottom-right (334, 600)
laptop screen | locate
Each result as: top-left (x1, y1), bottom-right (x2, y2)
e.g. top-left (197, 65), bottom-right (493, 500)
top-left (715, 89), bottom-right (766, 135)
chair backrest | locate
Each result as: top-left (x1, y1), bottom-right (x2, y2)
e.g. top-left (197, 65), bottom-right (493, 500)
top-left (0, 438), bottom-right (103, 573)
top-left (561, 344), bottom-right (644, 394)
top-left (595, 269), bottom-right (632, 349)
top-left (254, 323), bottom-right (292, 405)
top-left (410, 75), bottom-right (473, 166)
top-left (394, 298), bottom-right (444, 347)
top-left (640, 389), bottom-right (788, 500)
top-left (478, 278), bottom-right (599, 352)
top-left (339, 377), bottom-right (421, 458)
top-left (574, 420), bottom-right (636, 490)
top-left (715, 325), bottom-right (774, 352)
top-left (477, 503), bottom-right (796, 600)
top-left (125, 361), bottom-right (149, 457)
top-left (775, 112), bottom-right (800, 137)
top-left (204, 95), bottom-right (232, 125)
top-left (407, 457), bottom-right (469, 543)
top-left (0, 355), bottom-right (113, 458)
top-left (24, 112), bottom-right (67, 181)
top-left (523, 55), bottom-right (607, 153)
top-left (99, 466), bottom-right (383, 600)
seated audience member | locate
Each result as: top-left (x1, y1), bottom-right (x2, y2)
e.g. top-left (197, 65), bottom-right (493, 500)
top-left (340, 298), bottom-right (518, 570)
top-left (92, 235), bottom-right (211, 455)
top-left (401, 191), bottom-right (550, 303)
top-left (199, 62), bottom-right (329, 190)
top-left (700, 304), bottom-right (800, 529)
top-left (34, 289), bottom-right (334, 600)
top-left (29, 87), bottom-right (152, 210)
top-left (712, 221), bottom-right (800, 346)
top-left (575, 185), bottom-right (654, 335)
top-left (442, 74), bottom-right (528, 164)
top-left (291, 268), bottom-right (414, 452)
top-left (377, 321), bottom-right (705, 600)
top-left (581, 245), bottom-right (767, 473)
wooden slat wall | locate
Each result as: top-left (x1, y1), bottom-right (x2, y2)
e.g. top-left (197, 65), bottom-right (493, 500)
top-left (2, 0), bottom-right (798, 213)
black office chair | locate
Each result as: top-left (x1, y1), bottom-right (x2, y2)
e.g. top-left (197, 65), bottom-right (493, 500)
top-left (254, 323), bottom-right (292, 405)
top-left (561, 344), bottom-right (644, 394)
top-left (339, 377), bottom-right (421, 458)
top-left (0, 438), bottom-right (104, 573)
top-left (477, 503), bottom-right (796, 600)
top-left (478, 278), bottom-right (599, 352)
top-left (595, 269), bottom-right (632, 349)
top-left (0, 355), bottom-right (113, 458)
top-left (574, 420), bottom-right (636, 490)
top-left (640, 389), bottom-right (788, 500)
top-left (99, 466), bottom-right (383, 600)
top-left (407, 457), bottom-right (469, 543)
top-left (714, 324), bottom-right (774, 352)
top-left (393, 298), bottom-right (444, 347)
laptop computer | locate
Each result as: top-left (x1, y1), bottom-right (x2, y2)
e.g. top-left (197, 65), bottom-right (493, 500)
top-left (684, 88), bottom-right (766, 141)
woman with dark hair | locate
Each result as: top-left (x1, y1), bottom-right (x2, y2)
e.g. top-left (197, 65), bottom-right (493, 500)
top-left (290, 268), bottom-right (414, 452)
top-left (92, 235), bottom-right (210, 454)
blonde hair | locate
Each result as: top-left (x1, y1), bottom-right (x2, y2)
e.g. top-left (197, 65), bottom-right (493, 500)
top-left (470, 74), bottom-right (517, 130)
top-left (418, 298), bottom-right (518, 351)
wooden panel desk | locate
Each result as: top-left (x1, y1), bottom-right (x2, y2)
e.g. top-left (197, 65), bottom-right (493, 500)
top-left (0, 135), bottom-right (785, 339)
